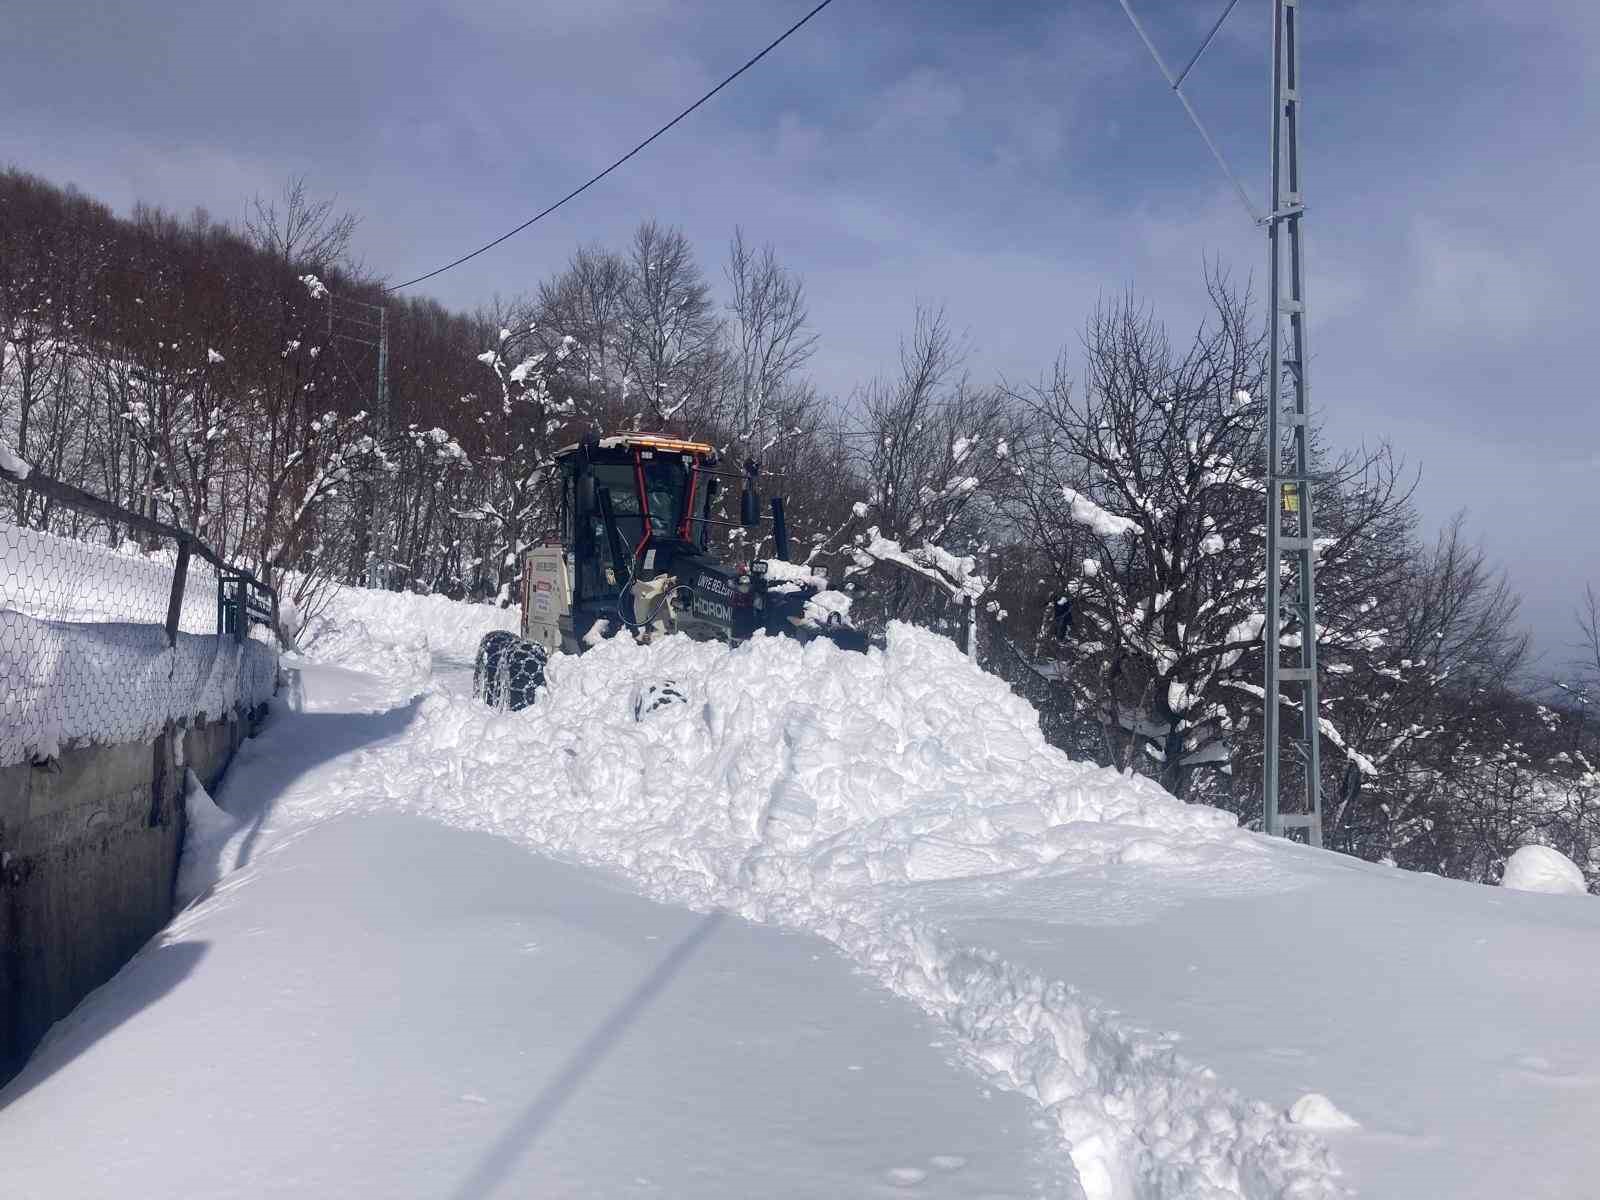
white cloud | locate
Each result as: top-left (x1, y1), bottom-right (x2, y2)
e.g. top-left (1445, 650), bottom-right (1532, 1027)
top-left (1408, 218), bottom-right (1558, 342)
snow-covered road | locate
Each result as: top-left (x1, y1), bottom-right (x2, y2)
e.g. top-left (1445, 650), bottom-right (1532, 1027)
top-left (3, 586), bottom-right (1598, 1199)
top-left (0, 635), bottom-right (1071, 1198)
top-left (0, 808), bottom-right (1064, 1198)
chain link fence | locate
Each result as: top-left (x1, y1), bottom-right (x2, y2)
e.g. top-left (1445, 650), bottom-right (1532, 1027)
top-left (1, 457), bottom-right (279, 766)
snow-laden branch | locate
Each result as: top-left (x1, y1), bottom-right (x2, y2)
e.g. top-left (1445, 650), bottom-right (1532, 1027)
top-left (1221, 679), bottom-right (1377, 776)
top-left (850, 526), bottom-right (987, 602)
top-left (1062, 487), bottom-right (1143, 538)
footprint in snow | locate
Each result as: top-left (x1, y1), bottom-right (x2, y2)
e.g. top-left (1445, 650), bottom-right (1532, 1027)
top-left (883, 1166), bottom-right (927, 1186)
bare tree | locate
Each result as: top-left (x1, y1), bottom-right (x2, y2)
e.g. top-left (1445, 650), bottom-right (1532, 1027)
top-left (245, 176), bottom-right (359, 277)
top-left (821, 307), bottom-right (1020, 638)
top-left (1322, 515), bottom-right (1531, 857)
top-left (533, 244), bottom-right (632, 420)
top-left (721, 228), bottom-right (818, 451)
top-left (619, 221), bottom-right (720, 429)
top-left (1576, 584), bottom-right (1600, 690)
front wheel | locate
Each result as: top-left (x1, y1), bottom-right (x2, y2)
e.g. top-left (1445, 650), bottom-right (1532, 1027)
top-left (474, 631), bottom-right (548, 711)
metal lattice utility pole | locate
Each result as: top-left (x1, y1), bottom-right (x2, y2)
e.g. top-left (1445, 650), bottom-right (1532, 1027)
top-left (1262, 0), bottom-right (1323, 846)
top-left (373, 306), bottom-right (389, 589)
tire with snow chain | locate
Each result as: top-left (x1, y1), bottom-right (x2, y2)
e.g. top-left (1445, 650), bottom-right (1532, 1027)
top-left (474, 631), bottom-right (547, 712)
top-left (473, 631), bottom-right (516, 705)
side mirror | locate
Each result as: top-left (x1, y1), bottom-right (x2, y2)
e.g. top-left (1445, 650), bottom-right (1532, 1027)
top-left (739, 458), bottom-right (761, 528)
top-left (769, 495), bottom-right (790, 561)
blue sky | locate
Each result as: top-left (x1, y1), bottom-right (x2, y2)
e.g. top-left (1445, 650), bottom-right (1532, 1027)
top-left (3, 0), bottom-right (1594, 669)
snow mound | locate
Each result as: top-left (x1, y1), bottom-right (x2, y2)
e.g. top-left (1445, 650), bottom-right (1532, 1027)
top-left (1501, 845), bottom-right (1588, 895)
top-left (296, 585), bottom-right (516, 672)
top-left (296, 614), bottom-right (433, 682)
top-left (262, 604), bottom-right (1339, 1199)
top-left (423, 623), bottom-right (1239, 892)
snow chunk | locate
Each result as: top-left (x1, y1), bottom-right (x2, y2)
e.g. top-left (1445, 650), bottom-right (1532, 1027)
top-left (1287, 1093), bottom-right (1359, 1131)
top-left (299, 274), bottom-right (328, 300)
top-left (508, 353), bottom-right (547, 384)
top-left (762, 558), bottom-right (822, 586)
top-left (0, 437), bottom-right (31, 480)
top-left (277, 597), bottom-right (304, 644)
top-left (1502, 845), bottom-right (1588, 896)
top-left (802, 589), bottom-right (852, 626)
top-left (207, 348), bottom-right (225, 364)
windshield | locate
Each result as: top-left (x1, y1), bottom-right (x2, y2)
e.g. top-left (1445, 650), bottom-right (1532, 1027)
top-left (590, 457), bottom-right (692, 555)
top-left (640, 458), bottom-right (688, 538)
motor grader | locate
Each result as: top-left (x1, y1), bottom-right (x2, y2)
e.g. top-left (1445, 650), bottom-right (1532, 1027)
top-left (473, 432), bottom-right (865, 711)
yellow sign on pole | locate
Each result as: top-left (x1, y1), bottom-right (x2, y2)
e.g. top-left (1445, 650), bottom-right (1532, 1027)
top-left (1282, 482), bottom-right (1299, 514)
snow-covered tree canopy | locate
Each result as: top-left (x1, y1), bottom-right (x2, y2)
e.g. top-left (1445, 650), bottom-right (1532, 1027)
top-left (1006, 280), bottom-right (1415, 801)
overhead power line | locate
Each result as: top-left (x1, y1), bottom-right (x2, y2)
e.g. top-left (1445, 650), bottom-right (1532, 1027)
top-left (1114, 0), bottom-right (1260, 225)
top-left (384, 0), bottom-right (839, 295)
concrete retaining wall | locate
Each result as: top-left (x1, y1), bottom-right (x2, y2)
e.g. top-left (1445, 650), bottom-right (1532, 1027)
top-left (0, 711), bottom-right (255, 1083)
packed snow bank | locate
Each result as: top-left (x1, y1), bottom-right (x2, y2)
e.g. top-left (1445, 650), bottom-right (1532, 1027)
top-left (1501, 844), bottom-right (1588, 895)
top-left (272, 612), bottom-right (1340, 1200)
top-left (295, 585), bottom-right (515, 669)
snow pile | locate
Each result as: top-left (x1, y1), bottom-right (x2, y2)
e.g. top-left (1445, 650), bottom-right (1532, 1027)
top-left (1501, 844), bottom-right (1588, 895)
top-left (285, 611), bottom-right (1340, 1199)
top-left (295, 614), bottom-right (433, 683)
top-left (425, 624), bottom-right (1241, 892)
top-left (295, 584), bottom-right (516, 670)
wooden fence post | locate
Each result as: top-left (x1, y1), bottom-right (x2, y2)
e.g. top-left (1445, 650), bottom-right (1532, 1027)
top-left (165, 540), bottom-right (191, 647)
